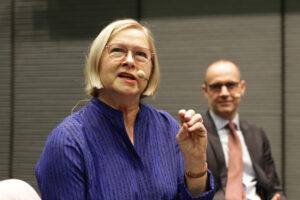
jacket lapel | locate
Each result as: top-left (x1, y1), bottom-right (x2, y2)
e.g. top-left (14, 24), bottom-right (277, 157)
top-left (240, 121), bottom-right (259, 167)
top-left (204, 111), bottom-right (228, 188)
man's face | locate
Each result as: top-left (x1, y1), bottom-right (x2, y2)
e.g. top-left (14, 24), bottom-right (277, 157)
top-left (202, 62), bottom-right (246, 120)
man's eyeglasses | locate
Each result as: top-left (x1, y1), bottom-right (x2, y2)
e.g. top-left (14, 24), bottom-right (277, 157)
top-left (105, 44), bottom-right (154, 65)
top-left (207, 81), bottom-right (240, 92)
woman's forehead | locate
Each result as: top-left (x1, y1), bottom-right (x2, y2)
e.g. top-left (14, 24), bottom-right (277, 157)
top-left (109, 28), bottom-right (150, 48)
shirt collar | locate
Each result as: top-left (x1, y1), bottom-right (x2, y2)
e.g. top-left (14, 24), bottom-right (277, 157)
top-left (209, 109), bottom-right (240, 131)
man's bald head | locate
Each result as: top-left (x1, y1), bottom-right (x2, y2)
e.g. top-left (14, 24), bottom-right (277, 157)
top-left (205, 59), bottom-right (241, 84)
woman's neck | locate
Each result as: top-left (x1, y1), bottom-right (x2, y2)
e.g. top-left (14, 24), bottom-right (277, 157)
top-left (98, 90), bottom-right (140, 144)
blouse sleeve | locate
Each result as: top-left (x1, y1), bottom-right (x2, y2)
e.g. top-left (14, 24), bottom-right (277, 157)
top-left (35, 126), bottom-right (86, 200)
top-left (178, 169), bottom-right (216, 200)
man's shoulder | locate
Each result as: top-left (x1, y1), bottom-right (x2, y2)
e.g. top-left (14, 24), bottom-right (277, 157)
top-left (239, 119), bottom-right (270, 141)
top-left (239, 119), bottom-right (263, 131)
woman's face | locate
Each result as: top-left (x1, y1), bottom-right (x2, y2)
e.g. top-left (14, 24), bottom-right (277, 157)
top-left (99, 28), bottom-right (152, 98)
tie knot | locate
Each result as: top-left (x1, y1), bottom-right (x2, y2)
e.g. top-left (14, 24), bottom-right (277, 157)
top-left (227, 122), bottom-right (239, 139)
top-left (228, 122), bottom-right (236, 130)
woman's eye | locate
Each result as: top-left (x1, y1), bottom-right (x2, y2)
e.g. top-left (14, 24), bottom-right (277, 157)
top-left (136, 51), bottom-right (147, 58)
top-left (111, 47), bottom-right (126, 53)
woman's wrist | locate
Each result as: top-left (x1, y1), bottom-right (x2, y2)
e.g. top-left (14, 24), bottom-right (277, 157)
top-left (185, 162), bottom-right (207, 179)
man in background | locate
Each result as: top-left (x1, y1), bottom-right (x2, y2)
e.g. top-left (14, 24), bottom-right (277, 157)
top-left (201, 59), bottom-right (286, 200)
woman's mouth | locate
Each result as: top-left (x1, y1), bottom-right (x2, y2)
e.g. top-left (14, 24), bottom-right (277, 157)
top-left (118, 72), bottom-right (136, 80)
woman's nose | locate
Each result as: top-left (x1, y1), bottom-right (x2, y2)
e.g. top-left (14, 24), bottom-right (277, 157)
top-left (122, 51), bottom-right (135, 67)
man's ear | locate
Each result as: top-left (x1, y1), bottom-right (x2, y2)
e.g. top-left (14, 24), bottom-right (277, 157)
top-left (240, 80), bottom-right (246, 96)
top-left (201, 84), bottom-right (209, 99)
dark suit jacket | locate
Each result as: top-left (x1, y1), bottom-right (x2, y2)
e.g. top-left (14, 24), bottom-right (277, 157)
top-left (203, 111), bottom-right (286, 200)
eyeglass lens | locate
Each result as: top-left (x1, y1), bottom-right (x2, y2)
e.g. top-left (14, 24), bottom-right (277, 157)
top-left (208, 82), bottom-right (239, 91)
top-left (106, 44), bottom-right (152, 64)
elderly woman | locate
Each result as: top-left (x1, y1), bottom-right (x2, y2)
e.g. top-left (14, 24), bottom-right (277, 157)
top-left (36, 19), bottom-right (216, 199)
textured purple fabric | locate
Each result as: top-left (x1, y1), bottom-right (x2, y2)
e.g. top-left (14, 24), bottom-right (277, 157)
top-left (36, 98), bottom-right (216, 199)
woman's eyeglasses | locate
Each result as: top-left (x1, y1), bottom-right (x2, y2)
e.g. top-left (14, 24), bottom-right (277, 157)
top-left (105, 44), bottom-right (154, 65)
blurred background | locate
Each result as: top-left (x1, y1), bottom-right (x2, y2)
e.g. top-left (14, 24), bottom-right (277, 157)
top-left (1, 0), bottom-right (299, 198)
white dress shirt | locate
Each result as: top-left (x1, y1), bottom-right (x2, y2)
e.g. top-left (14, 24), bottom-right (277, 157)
top-left (209, 110), bottom-right (261, 200)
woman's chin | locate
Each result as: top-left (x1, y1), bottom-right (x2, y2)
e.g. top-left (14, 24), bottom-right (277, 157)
top-left (117, 88), bottom-right (142, 98)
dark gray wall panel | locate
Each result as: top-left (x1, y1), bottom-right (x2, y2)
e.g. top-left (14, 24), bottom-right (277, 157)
top-left (142, 0), bottom-right (280, 17)
top-left (0, 0), bottom-right (11, 180)
top-left (285, 5), bottom-right (300, 200)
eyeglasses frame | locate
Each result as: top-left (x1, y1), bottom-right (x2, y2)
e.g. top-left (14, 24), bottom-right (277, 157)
top-left (105, 43), bottom-right (155, 65)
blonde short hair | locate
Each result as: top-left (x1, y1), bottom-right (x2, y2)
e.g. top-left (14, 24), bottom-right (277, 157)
top-left (85, 19), bottom-right (160, 98)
